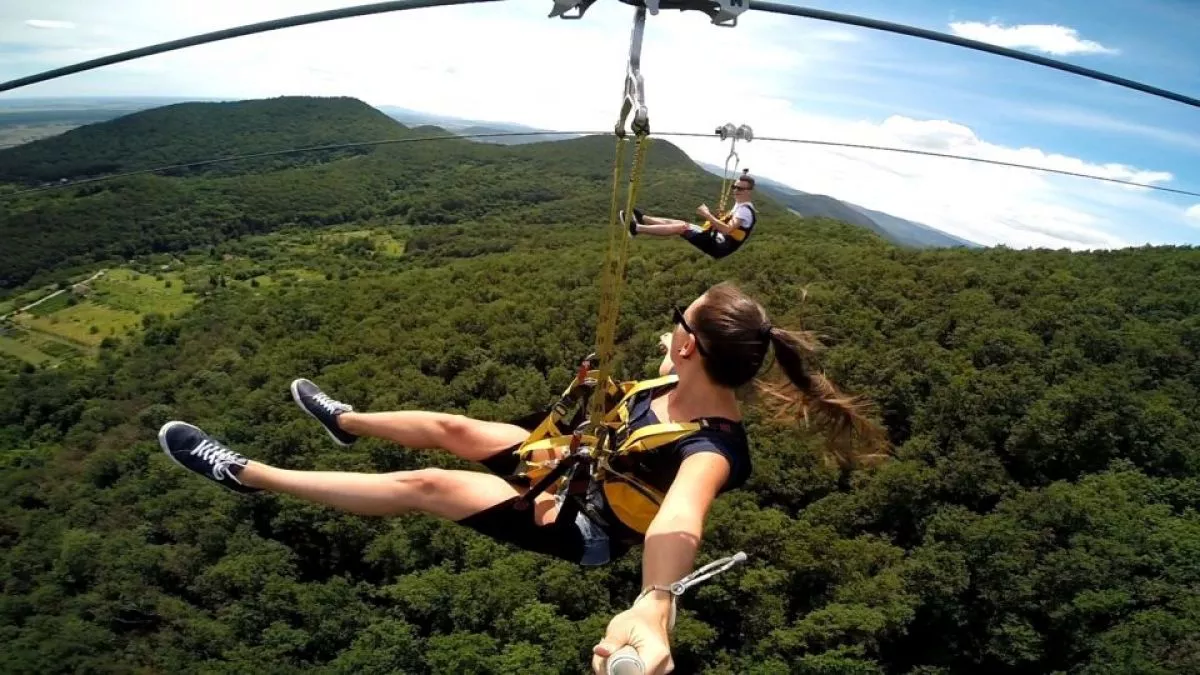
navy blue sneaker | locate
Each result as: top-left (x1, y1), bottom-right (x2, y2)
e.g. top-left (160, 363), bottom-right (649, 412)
top-left (158, 421), bottom-right (258, 494)
top-left (620, 209), bottom-right (640, 237)
top-left (291, 378), bottom-right (357, 446)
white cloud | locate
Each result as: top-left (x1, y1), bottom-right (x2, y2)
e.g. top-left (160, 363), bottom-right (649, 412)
top-left (1187, 205), bottom-right (1200, 224)
top-left (1010, 104), bottom-right (1200, 152)
top-left (24, 19), bottom-right (76, 30)
top-left (948, 21), bottom-right (1118, 56)
top-left (662, 110), bottom-right (1152, 250)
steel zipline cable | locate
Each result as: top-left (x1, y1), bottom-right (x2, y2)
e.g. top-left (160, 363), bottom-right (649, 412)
top-left (0, 0), bottom-right (1197, 111)
top-left (747, 1), bottom-right (1200, 110)
top-left (3, 129), bottom-right (1198, 201)
top-left (0, 0), bottom-right (505, 94)
top-left (1, 2), bottom-right (1194, 199)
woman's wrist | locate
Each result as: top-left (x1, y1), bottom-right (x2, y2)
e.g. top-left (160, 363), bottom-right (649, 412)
top-left (633, 588), bottom-right (675, 626)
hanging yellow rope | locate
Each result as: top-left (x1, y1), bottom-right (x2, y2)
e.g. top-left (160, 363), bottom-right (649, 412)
top-left (702, 122), bottom-right (752, 231)
top-left (588, 4), bottom-right (652, 425)
top-left (590, 133), bottom-right (649, 423)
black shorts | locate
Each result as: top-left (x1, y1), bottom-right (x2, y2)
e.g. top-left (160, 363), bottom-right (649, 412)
top-left (681, 227), bottom-right (743, 259)
top-left (455, 428), bottom-right (631, 566)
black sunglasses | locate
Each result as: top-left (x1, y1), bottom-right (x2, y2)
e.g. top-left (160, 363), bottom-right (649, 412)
top-left (731, 184), bottom-right (751, 192)
top-left (672, 306), bottom-right (709, 357)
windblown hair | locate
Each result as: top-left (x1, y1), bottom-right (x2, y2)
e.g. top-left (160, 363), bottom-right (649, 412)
top-left (690, 282), bottom-right (889, 468)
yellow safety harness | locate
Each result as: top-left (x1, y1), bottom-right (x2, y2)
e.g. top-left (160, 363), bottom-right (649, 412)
top-left (511, 364), bottom-right (732, 534)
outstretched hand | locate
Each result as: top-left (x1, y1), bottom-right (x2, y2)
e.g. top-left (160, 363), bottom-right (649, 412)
top-left (591, 606), bottom-right (673, 675)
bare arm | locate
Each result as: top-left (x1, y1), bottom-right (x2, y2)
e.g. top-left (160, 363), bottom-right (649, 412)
top-left (696, 204), bottom-right (743, 235)
top-left (592, 452), bottom-right (730, 674)
top-left (710, 215), bottom-right (744, 235)
top-left (633, 452), bottom-right (730, 623)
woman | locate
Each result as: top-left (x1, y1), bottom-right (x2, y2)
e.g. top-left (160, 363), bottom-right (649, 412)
top-left (158, 281), bottom-right (886, 674)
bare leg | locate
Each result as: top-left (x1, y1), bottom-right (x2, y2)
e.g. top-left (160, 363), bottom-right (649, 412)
top-left (239, 461), bottom-right (560, 523)
top-left (638, 221), bottom-right (692, 237)
top-left (338, 411), bottom-right (528, 462)
top-left (160, 420), bottom-right (559, 523)
top-left (641, 215), bottom-right (672, 225)
top-left (635, 216), bottom-right (693, 237)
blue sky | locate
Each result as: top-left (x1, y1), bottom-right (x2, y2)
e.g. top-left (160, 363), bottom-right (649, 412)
top-left (791, 0), bottom-right (1199, 179)
top-left (0, 0), bottom-right (1197, 249)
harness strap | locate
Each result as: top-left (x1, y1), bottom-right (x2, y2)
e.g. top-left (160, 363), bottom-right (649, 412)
top-left (605, 373), bottom-right (679, 426)
top-left (515, 374), bottom-right (734, 534)
top-left (614, 420), bottom-right (703, 454)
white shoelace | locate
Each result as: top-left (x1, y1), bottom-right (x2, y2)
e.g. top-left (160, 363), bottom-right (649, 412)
top-left (191, 439), bottom-right (244, 481)
top-left (311, 391), bottom-right (351, 416)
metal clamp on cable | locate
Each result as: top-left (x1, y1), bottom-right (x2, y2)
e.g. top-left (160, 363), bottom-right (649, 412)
top-left (548, 0), bottom-right (596, 18)
top-left (615, 5), bottom-right (650, 137)
top-left (714, 123), bottom-right (752, 213)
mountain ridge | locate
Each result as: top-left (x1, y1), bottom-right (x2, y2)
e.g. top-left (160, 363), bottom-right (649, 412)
top-left (724, 166), bottom-right (980, 249)
top-left (0, 95), bottom-right (826, 289)
top-left (384, 106), bottom-right (979, 249)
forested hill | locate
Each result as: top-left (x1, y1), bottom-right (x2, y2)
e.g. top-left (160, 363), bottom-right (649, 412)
top-left (1, 94), bottom-right (1198, 674)
top-left (0, 96), bottom-right (738, 290)
top-left (0, 96), bottom-right (406, 184)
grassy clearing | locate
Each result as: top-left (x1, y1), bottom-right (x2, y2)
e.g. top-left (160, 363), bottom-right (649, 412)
top-left (16, 301), bottom-right (141, 347)
top-left (26, 292), bottom-right (71, 316)
top-left (0, 224), bottom-right (401, 366)
top-left (318, 229), bottom-right (405, 257)
top-left (27, 331), bottom-right (84, 358)
top-left (0, 324), bottom-right (87, 365)
top-left (15, 284), bottom-right (58, 306)
top-left (249, 268), bottom-right (329, 288)
top-left (0, 334), bottom-right (54, 365)
top-left (93, 269), bottom-right (195, 316)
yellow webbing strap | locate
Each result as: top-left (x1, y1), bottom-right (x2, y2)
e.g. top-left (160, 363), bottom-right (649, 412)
top-left (717, 168), bottom-right (735, 216)
top-left (589, 133), bottom-right (651, 425)
top-left (614, 420), bottom-right (702, 454)
top-left (510, 372), bottom-right (715, 533)
top-left (601, 421), bottom-right (703, 534)
top-left (605, 373), bottom-right (679, 426)
top-left (515, 369), bottom-right (618, 460)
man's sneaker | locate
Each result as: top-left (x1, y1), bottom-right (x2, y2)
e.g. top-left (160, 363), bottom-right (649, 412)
top-left (291, 378), bottom-right (357, 446)
top-left (158, 421), bottom-right (258, 494)
top-left (620, 209), bottom-right (638, 237)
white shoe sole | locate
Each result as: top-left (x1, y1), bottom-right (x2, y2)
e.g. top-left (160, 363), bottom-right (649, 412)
top-left (158, 420), bottom-right (195, 473)
top-left (290, 378), bottom-right (353, 447)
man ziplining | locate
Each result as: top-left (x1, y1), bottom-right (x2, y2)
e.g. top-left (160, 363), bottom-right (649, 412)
top-left (622, 169), bottom-right (758, 260)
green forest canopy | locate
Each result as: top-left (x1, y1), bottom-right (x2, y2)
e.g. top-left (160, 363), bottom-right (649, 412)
top-left (1, 96), bottom-right (1198, 674)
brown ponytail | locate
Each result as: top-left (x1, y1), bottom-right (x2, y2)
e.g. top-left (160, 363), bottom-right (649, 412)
top-left (690, 282), bottom-right (889, 469)
top-left (755, 327), bottom-right (890, 469)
